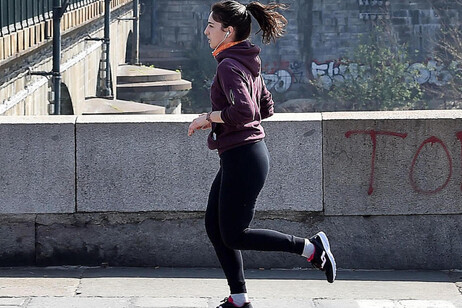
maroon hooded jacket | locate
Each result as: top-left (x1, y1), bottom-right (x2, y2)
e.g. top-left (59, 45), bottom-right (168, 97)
top-left (207, 40), bottom-right (274, 154)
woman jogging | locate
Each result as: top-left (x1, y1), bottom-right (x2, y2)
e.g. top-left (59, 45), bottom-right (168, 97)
top-left (188, 1), bottom-right (336, 307)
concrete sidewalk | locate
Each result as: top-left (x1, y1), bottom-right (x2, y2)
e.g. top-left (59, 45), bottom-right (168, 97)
top-left (0, 267), bottom-right (460, 308)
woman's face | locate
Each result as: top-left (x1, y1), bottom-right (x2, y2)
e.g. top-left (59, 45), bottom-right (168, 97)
top-left (204, 12), bottom-right (228, 50)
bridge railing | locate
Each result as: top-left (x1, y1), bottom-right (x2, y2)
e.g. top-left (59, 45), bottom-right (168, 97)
top-left (0, 0), bottom-right (132, 62)
top-left (0, 0), bottom-right (100, 37)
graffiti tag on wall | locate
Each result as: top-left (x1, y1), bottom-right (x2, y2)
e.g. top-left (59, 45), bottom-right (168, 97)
top-left (259, 58), bottom-right (459, 93)
top-left (262, 70), bottom-right (292, 93)
top-left (406, 61), bottom-right (454, 86)
top-left (345, 130), bottom-right (462, 195)
top-left (261, 61), bottom-right (309, 93)
top-left (312, 59), bottom-right (460, 89)
top-left (311, 60), bottom-right (350, 89)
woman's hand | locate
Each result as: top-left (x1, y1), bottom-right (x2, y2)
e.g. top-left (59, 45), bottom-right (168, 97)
top-left (188, 113), bottom-right (211, 136)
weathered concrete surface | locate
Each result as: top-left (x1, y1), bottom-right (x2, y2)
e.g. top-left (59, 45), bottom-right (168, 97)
top-left (0, 215), bottom-right (35, 266)
top-left (82, 98), bottom-right (165, 115)
top-left (116, 65), bottom-right (192, 115)
top-left (76, 114), bottom-right (322, 213)
top-left (0, 267), bottom-right (460, 308)
top-left (34, 212), bottom-right (462, 269)
top-left (35, 212), bottom-right (210, 267)
top-left (0, 116), bottom-right (76, 213)
top-left (0, 112), bottom-right (461, 270)
top-left (117, 65), bottom-right (184, 83)
top-left (323, 110), bottom-right (462, 216)
top-left (262, 113), bottom-right (323, 211)
top-left (76, 115), bottom-right (217, 213)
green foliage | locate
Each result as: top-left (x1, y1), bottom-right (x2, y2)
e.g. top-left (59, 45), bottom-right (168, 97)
top-left (429, 2), bottom-right (462, 104)
top-left (315, 28), bottom-right (423, 111)
top-left (448, 61), bottom-right (462, 98)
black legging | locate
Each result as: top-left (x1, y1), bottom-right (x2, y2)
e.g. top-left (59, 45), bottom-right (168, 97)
top-left (205, 140), bottom-right (305, 294)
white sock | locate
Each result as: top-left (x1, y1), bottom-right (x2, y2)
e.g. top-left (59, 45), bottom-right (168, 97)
top-left (301, 238), bottom-right (315, 259)
top-left (230, 293), bottom-right (249, 307)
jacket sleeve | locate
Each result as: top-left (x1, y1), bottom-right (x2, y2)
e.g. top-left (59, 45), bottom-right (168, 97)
top-left (217, 60), bottom-right (256, 126)
top-left (259, 75), bottom-right (274, 119)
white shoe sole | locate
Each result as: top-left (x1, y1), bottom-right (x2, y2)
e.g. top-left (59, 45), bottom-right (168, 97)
top-left (317, 231), bottom-right (337, 282)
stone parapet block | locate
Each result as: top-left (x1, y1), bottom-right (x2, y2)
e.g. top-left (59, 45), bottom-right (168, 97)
top-left (0, 116), bottom-right (77, 214)
top-left (323, 110), bottom-right (462, 216)
top-left (76, 114), bottom-right (216, 212)
top-left (75, 114), bottom-right (323, 213)
top-left (1, 112), bottom-right (462, 217)
top-left (262, 113), bottom-right (323, 212)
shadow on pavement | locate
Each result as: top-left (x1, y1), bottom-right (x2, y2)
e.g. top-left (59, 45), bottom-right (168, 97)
top-left (0, 266), bottom-right (459, 283)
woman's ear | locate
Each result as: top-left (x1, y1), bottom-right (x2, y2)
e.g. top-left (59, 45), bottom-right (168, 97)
top-left (225, 26), bottom-right (235, 37)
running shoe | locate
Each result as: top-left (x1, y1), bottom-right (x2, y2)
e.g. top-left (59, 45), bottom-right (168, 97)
top-left (309, 231), bottom-right (337, 283)
top-left (217, 297), bottom-right (253, 308)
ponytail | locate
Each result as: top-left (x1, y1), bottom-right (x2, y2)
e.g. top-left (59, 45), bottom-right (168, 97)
top-left (246, 2), bottom-right (288, 44)
top-left (211, 1), bottom-right (287, 45)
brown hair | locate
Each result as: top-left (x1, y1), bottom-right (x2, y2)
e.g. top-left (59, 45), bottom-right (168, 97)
top-left (211, 1), bottom-right (288, 44)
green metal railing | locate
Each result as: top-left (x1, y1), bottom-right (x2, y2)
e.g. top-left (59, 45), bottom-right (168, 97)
top-left (0, 0), bottom-right (99, 36)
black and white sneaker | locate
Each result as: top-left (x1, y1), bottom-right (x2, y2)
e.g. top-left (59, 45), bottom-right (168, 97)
top-left (217, 297), bottom-right (253, 308)
top-left (309, 231), bottom-right (337, 283)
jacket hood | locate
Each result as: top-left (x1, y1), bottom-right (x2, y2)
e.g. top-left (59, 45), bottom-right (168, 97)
top-left (215, 40), bottom-right (261, 77)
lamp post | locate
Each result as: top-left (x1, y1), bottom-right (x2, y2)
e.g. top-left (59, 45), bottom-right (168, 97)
top-left (51, 0), bottom-right (70, 115)
top-left (132, 0), bottom-right (140, 64)
top-left (103, 0), bottom-right (112, 97)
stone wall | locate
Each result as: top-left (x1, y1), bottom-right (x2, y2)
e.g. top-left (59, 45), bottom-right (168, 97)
top-left (139, 0), bottom-right (461, 104)
top-left (0, 112), bottom-right (461, 270)
top-left (141, 0), bottom-right (458, 60)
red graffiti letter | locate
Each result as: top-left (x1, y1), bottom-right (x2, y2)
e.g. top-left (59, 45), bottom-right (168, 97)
top-left (456, 131), bottom-right (462, 191)
top-left (409, 136), bottom-right (452, 195)
top-left (345, 130), bottom-right (408, 195)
